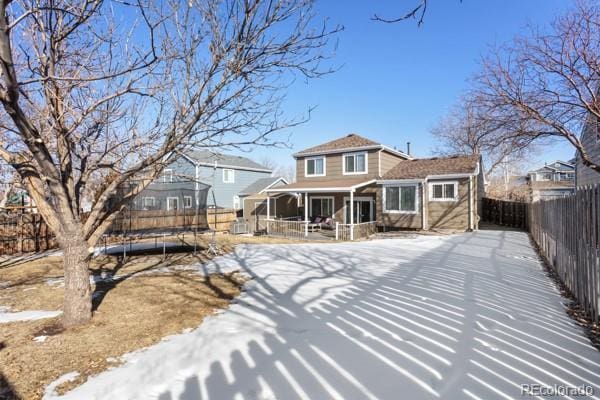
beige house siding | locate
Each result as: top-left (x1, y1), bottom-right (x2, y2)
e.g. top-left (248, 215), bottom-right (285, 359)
top-left (242, 194), bottom-right (298, 232)
top-left (576, 114), bottom-right (600, 187)
top-left (427, 178), bottom-right (470, 230)
top-left (379, 150), bottom-right (405, 176)
top-left (376, 185), bottom-right (422, 229)
top-left (296, 149), bottom-right (391, 182)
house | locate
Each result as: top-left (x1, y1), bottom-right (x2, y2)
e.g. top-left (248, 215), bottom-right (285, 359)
top-left (576, 111), bottom-right (600, 187)
top-left (527, 160), bottom-right (575, 201)
top-left (145, 150), bottom-right (273, 210)
top-left (265, 133), bottom-right (484, 231)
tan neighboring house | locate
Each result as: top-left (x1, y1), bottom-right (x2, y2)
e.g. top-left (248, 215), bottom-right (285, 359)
top-left (265, 134), bottom-right (484, 231)
top-left (240, 177), bottom-right (297, 232)
top-left (576, 111), bottom-right (600, 187)
top-left (527, 160), bottom-right (575, 202)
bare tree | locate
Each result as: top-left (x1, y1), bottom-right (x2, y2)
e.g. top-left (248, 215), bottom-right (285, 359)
top-left (259, 156), bottom-right (296, 182)
top-left (0, 0), bottom-right (339, 326)
top-left (372, 1), bottom-right (461, 26)
top-left (472, 0), bottom-right (600, 174)
top-left (431, 98), bottom-right (540, 178)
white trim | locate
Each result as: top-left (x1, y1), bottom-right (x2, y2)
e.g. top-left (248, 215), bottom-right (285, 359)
top-left (378, 150), bottom-right (381, 177)
top-left (259, 177), bottom-right (289, 193)
top-left (143, 197), bottom-right (155, 208)
top-left (429, 181), bottom-right (459, 202)
top-left (382, 183), bottom-right (419, 214)
top-left (376, 179), bottom-right (425, 185)
top-left (222, 168), bottom-right (235, 183)
top-left (343, 196), bottom-right (374, 223)
top-left (265, 179), bottom-right (377, 194)
top-left (162, 169), bottom-right (173, 183)
top-left (304, 156), bottom-right (326, 177)
top-left (342, 151), bottom-right (368, 175)
top-left (233, 195), bottom-right (240, 209)
top-left (166, 197), bottom-right (179, 210)
top-left (308, 196), bottom-right (335, 218)
top-left (183, 196), bottom-right (193, 208)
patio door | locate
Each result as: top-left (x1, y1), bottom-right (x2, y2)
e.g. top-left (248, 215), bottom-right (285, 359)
top-left (344, 198), bottom-right (373, 223)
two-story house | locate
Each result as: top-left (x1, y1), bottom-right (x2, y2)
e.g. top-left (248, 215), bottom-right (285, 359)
top-left (527, 160), bottom-right (575, 201)
top-left (133, 150), bottom-right (274, 211)
top-left (576, 111), bottom-right (600, 187)
top-left (266, 134), bottom-right (484, 231)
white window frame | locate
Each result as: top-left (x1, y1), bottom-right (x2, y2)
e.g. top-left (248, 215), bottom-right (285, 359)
top-left (382, 184), bottom-right (419, 214)
top-left (223, 168), bottom-right (235, 183)
top-left (343, 196), bottom-right (375, 222)
top-left (183, 196), bottom-right (193, 208)
top-left (162, 169), bottom-right (173, 183)
top-left (166, 197), bottom-right (179, 210)
top-left (309, 196), bottom-right (334, 218)
top-left (343, 151), bottom-right (368, 175)
top-left (429, 181), bottom-right (459, 202)
top-left (143, 197), bottom-right (155, 208)
top-left (304, 156), bottom-right (326, 177)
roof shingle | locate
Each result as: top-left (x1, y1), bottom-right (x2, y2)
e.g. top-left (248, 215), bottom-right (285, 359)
top-left (188, 150), bottom-right (270, 171)
top-left (382, 155), bottom-right (479, 180)
top-left (294, 134), bottom-right (380, 156)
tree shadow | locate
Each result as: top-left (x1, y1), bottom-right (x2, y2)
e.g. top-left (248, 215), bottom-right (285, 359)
top-left (58, 231), bottom-right (600, 399)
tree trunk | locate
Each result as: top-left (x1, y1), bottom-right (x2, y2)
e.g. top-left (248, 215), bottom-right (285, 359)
top-left (61, 236), bottom-right (92, 327)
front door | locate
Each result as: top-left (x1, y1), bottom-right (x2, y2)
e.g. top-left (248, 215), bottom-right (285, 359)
top-left (344, 199), bottom-right (373, 223)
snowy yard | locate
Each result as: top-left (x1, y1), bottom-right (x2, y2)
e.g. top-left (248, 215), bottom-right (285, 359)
top-left (49, 230), bottom-right (600, 400)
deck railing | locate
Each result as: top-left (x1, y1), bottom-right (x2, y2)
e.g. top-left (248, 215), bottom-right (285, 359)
top-left (266, 219), bottom-right (308, 240)
top-left (336, 221), bottom-right (378, 241)
top-left (267, 218), bottom-right (378, 241)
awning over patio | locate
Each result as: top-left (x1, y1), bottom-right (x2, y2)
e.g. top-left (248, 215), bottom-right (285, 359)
top-left (265, 178), bottom-right (376, 194)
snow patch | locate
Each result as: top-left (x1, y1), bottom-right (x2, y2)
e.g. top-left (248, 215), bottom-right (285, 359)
top-left (34, 335), bottom-right (48, 343)
top-left (0, 309), bottom-right (62, 323)
top-left (44, 372), bottom-right (80, 399)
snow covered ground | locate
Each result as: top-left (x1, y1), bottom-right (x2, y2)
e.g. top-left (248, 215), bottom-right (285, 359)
top-left (47, 230), bottom-right (600, 400)
top-left (0, 306), bottom-right (61, 323)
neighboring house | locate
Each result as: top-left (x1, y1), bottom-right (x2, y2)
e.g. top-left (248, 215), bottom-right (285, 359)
top-left (240, 177), bottom-right (297, 232)
top-left (139, 150), bottom-right (273, 211)
top-left (576, 111), bottom-right (600, 187)
top-left (527, 160), bottom-right (575, 201)
top-left (266, 133), bottom-right (483, 231)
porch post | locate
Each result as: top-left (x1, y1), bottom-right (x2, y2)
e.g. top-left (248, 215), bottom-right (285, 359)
top-left (350, 190), bottom-right (354, 240)
top-left (422, 181), bottom-right (429, 230)
top-left (304, 192), bottom-right (309, 237)
top-left (266, 193), bottom-right (271, 234)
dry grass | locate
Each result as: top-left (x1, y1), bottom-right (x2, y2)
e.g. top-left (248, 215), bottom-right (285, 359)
top-left (0, 233), bottom-right (296, 400)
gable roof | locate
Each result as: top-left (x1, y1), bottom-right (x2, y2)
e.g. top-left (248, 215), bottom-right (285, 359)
top-left (239, 177), bottom-right (289, 196)
top-left (293, 133), bottom-right (411, 159)
top-left (382, 155), bottom-right (479, 180)
top-left (529, 160), bottom-right (575, 173)
top-left (185, 150), bottom-right (271, 172)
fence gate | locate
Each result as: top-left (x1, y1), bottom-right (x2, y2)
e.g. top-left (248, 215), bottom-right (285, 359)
top-left (481, 197), bottom-right (528, 229)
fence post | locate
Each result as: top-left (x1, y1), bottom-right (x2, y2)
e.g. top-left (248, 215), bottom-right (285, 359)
top-left (350, 224), bottom-right (354, 241)
top-left (304, 221), bottom-right (308, 237)
top-left (335, 222), bottom-right (339, 240)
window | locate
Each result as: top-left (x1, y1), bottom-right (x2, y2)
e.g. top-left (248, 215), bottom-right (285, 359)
top-left (162, 169), bottom-right (173, 183)
top-left (429, 181), bottom-right (458, 201)
top-left (343, 152), bottom-right (367, 174)
top-left (184, 196), bottom-right (192, 208)
top-left (167, 197), bottom-right (179, 210)
top-left (310, 197), bottom-right (334, 217)
top-left (383, 185), bottom-right (417, 213)
top-left (305, 157), bottom-right (325, 177)
top-left (223, 169), bottom-right (235, 183)
top-left (143, 197), bottom-right (155, 208)
top-left (538, 172), bottom-right (552, 181)
top-left (233, 195), bottom-right (240, 209)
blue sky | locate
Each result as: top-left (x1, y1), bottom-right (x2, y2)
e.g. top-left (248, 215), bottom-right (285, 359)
top-left (247, 0), bottom-right (575, 172)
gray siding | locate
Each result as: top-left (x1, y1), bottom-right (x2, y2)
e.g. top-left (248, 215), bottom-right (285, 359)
top-left (197, 165), bottom-right (271, 208)
top-left (577, 114), bottom-right (600, 187)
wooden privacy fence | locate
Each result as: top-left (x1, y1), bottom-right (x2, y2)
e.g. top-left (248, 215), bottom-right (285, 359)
top-left (0, 211), bottom-right (56, 255)
top-left (482, 197), bottom-right (528, 229)
top-left (529, 185), bottom-right (600, 323)
top-left (108, 208), bottom-right (237, 233)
